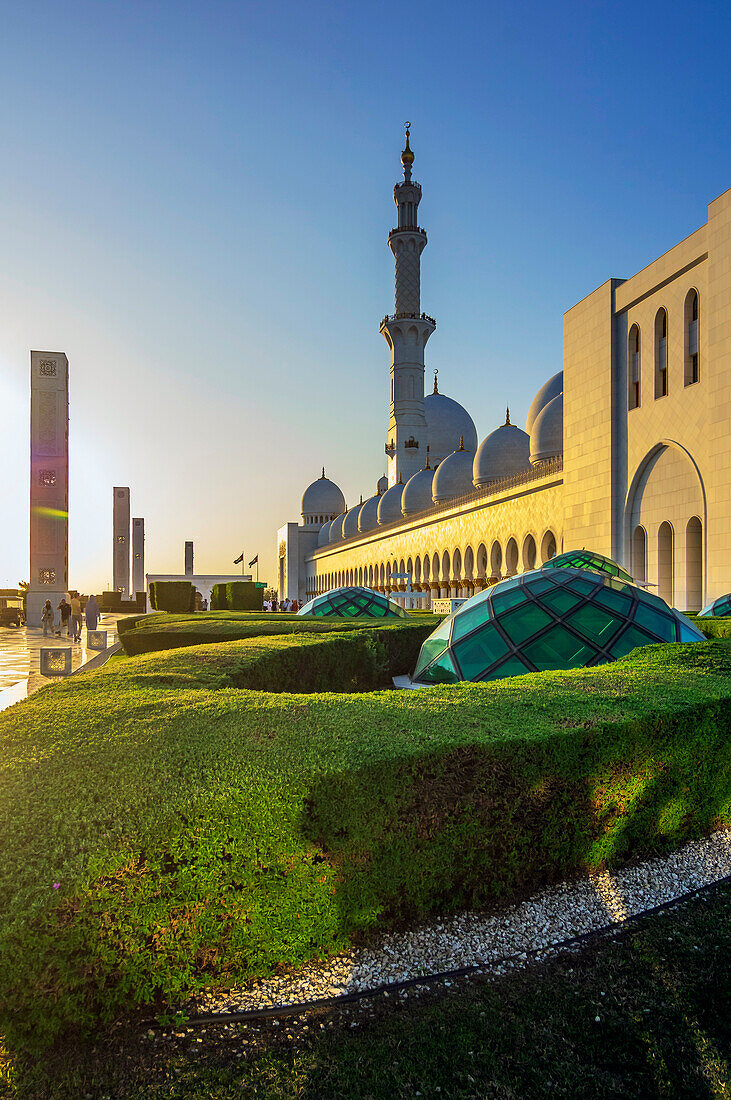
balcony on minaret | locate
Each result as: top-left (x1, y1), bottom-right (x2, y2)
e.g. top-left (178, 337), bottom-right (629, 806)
top-left (385, 438), bottom-right (396, 457)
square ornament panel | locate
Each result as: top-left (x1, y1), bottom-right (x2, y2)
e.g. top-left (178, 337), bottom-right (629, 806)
top-left (87, 630), bottom-right (108, 651)
top-left (40, 648), bottom-right (72, 676)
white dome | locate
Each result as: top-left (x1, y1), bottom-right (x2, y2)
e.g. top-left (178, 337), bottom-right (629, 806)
top-left (377, 481), bottom-right (405, 525)
top-left (318, 519), bottom-right (335, 546)
top-left (473, 421), bottom-right (531, 486)
top-left (358, 494), bottom-right (380, 533)
top-left (424, 391), bottom-right (478, 467)
top-left (432, 445), bottom-right (475, 504)
top-left (376, 475), bottom-right (389, 495)
top-left (526, 372), bottom-right (563, 434)
top-left (530, 392), bottom-right (563, 464)
top-left (328, 512), bottom-right (346, 543)
top-left (342, 504), bottom-right (362, 539)
top-left (301, 470), bottom-right (346, 523)
top-left (402, 466), bottom-right (435, 516)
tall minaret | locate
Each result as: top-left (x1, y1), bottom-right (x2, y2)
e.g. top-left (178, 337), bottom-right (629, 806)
top-left (380, 124), bottom-right (435, 486)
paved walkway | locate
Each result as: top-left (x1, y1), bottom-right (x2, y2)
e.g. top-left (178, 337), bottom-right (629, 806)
top-left (0, 613), bottom-right (124, 712)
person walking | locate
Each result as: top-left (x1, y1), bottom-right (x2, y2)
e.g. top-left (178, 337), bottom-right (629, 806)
top-left (85, 594), bottom-right (100, 631)
top-left (69, 595), bottom-right (82, 643)
top-left (57, 598), bottom-right (71, 637)
top-left (42, 600), bottom-right (54, 637)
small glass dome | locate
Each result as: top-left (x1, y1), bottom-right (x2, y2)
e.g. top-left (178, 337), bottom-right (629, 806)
top-left (412, 567), bottom-right (704, 685)
top-left (698, 593), bottom-right (731, 618)
top-left (298, 586), bottom-right (407, 619)
top-left (543, 549), bottom-right (634, 584)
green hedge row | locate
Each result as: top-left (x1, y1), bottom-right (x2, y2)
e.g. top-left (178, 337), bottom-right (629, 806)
top-left (690, 617), bottom-right (731, 639)
top-left (148, 581), bottom-right (195, 613)
top-left (210, 582), bottom-right (264, 612)
top-left (118, 612), bottom-right (439, 656)
top-left (0, 635), bottom-right (730, 1054)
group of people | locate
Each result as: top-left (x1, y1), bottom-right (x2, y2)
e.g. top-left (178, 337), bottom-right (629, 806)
top-left (263, 597), bottom-right (299, 613)
top-left (41, 594), bottom-right (101, 640)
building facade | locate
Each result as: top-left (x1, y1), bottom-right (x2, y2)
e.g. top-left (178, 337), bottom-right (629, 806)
top-left (278, 132), bottom-right (731, 614)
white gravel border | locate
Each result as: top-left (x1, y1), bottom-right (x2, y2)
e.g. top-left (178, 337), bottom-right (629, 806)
top-left (189, 828), bottom-right (731, 1018)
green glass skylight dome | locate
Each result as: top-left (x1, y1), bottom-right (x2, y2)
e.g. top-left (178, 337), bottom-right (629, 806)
top-left (698, 593), bottom-right (731, 617)
top-left (412, 568), bottom-right (703, 685)
top-left (298, 586), bottom-right (407, 619)
top-left (543, 549), bottom-right (635, 584)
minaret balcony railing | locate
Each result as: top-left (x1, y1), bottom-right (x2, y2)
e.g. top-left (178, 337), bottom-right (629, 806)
top-left (381, 312), bottom-right (436, 327)
top-left (388, 226), bottom-right (427, 241)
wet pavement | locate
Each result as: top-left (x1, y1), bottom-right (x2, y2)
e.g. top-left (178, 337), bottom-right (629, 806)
top-left (0, 614), bottom-right (124, 712)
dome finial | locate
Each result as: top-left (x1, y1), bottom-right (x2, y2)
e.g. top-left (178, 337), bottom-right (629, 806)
top-left (433, 368), bottom-right (439, 394)
top-left (505, 406), bottom-right (511, 426)
top-left (458, 435), bottom-right (465, 451)
top-left (321, 466), bottom-right (326, 479)
top-left (425, 444), bottom-right (431, 470)
top-left (401, 121), bottom-right (414, 180)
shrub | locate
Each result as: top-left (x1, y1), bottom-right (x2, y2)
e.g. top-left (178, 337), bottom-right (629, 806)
top-left (149, 581), bottom-right (195, 614)
top-left (691, 617), bottom-right (731, 639)
top-left (226, 582), bottom-right (263, 611)
top-left (210, 584), bottom-right (227, 611)
top-left (0, 636), bottom-right (729, 1053)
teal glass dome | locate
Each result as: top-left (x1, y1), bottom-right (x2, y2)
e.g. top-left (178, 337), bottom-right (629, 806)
top-left (698, 593), bottom-right (731, 617)
top-left (298, 586), bottom-right (407, 619)
top-left (543, 549), bottom-right (634, 584)
top-left (412, 567), bottom-right (704, 685)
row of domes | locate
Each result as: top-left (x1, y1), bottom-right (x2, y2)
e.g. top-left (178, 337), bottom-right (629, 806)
top-left (302, 371), bottom-right (563, 545)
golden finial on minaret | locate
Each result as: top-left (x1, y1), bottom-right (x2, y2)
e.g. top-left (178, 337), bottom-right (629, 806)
top-left (458, 435), bottom-right (465, 451)
top-left (425, 445), bottom-right (431, 470)
top-left (401, 121), bottom-right (414, 179)
top-left (321, 466), bottom-right (326, 478)
top-left (505, 406), bottom-right (511, 425)
top-left (433, 368), bottom-right (439, 394)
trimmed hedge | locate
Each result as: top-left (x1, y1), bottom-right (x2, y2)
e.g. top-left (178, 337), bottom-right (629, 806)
top-left (0, 635), bottom-right (730, 1054)
top-left (118, 612), bottom-right (439, 656)
top-left (148, 581), bottom-right (195, 613)
top-left (227, 581), bottom-right (264, 611)
top-left (691, 617), bottom-right (731, 639)
top-left (210, 583), bottom-right (226, 610)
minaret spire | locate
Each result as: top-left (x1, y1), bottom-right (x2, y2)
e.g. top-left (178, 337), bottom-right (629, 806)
top-left (380, 124), bottom-right (436, 487)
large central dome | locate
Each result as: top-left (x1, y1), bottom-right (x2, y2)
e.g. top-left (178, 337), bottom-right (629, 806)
top-left (424, 390), bottom-right (478, 466)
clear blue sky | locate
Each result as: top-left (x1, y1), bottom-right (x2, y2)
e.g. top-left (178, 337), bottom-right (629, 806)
top-left (0, 0), bottom-right (729, 590)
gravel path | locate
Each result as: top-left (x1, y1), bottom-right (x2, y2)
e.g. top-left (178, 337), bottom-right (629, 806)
top-left (189, 828), bottom-right (731, 1018)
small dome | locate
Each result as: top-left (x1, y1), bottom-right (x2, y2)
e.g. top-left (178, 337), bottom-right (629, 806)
top-left (318, 519), bottom-right (335, 547)
top-left (358, 494), bottom-right (381, 533)
top-left (432, 442), bottom-right (475, 504)
top-left (377, 475), bottom-right (389, 495)
top-left (473, 419), bottom-right (531, 486)
top-left (342, 504), bottom-right (362, 539)
top-left (526, 372), bottom-right (563, 434)
top-left (424, 390), bottom-right (478, 467)
top-left (377, 481), bottom-right (405, 525)
top-left (301, 469), bottom-right (346, 522)
top-left (328, 512), bottom-right (346, 543)
top-left (298, 586), bottom-right (407, 619)
top-left (530, 393), bottom-right (563, 465)
top-left (402, 466), bottom-right (435, 516)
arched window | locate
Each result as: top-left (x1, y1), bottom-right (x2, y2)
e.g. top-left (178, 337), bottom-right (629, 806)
top-left (685, 290), bottom-right (700, 386)
top-left (628, 324), bottom-right (641, 409)
top-left (655, 308), bottom-right (668, 398)
top-left (522, 534), bottom-right (536, 571)
top-left (686, 517), bottom-right (702, 612)
top-left (490, 541), bottom-right (502, 579)
top-left (506, 538), bottom-right (519, 575)
top-left (442, 550), bottom-right (451, 589)
top-left (541, 530), bottom-right (557, 563)
top-left (632, 525), bottom-right (647, 585)
top-left (658, 522), bottom-right (674, 605)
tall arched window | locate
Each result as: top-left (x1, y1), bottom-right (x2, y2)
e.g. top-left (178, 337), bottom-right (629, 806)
top-left (686, 517), bottom-right (702, 612)
top-left (632, 525), bottom-right (647, 585)
top-left (506, 538), bottom-right (519, 576)
top-left (628, 324), bottom-right (641, 409)
top-left (658, 522), bottom-right (674, 605)
top-left (685, 289), bottom-right (700, 386)
top-left (490, 541), bottom-right (502, 579)
top-left (655, 308), bottom-right (668, 398)
top-left (522, 534), bottom-right (536, 571)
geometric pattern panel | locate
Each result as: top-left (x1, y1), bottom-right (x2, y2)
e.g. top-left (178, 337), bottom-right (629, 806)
top-left (40, 648), bottom-right (73, 676)
top-left (298, 586), bottom-right (407, 619)
top-left (542, 548), bottom-right (635, 584)
top-left (413, 566), bottom-right (704, 685)
top-left (87, 630), bottom-right (108, 650)
top-left (698, 594), bottom-right (731, 618)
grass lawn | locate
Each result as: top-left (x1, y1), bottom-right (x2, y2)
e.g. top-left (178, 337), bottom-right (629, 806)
top-left (4, 878), bottom-right (729, 1098)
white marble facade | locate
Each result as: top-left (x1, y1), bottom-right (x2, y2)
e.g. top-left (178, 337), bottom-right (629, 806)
top-left (277, 133), bottom-right (731, 614)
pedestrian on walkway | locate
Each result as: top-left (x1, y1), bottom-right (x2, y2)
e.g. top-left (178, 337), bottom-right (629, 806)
top-left (57, 598), bottom-right (71, 637)
top-left (42, 600), bottom-right (54, 637)
top-left (85, 594), bottom-right (100, 631)
top-left (69, 595), bottom-right (82, 643)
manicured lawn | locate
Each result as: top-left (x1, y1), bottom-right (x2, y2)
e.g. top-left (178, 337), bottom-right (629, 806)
top-left (5, 879), bottom-right (729, 1098)
top-left (0, 627), bottom-right (729, 1058)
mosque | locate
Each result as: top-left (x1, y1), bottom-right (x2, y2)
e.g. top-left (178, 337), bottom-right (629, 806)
top-left (277, 129), bottom-right (731, 614)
